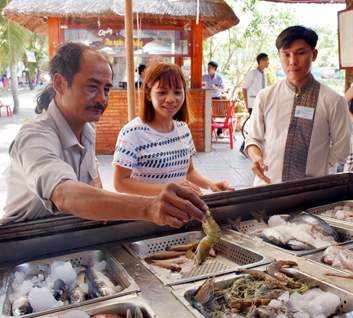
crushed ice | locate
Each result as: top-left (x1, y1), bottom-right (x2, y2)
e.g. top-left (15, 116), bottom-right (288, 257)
top-left (268, 288), bottom-right (340, 318)
top-left (9, 259), bottom-right (110, 314)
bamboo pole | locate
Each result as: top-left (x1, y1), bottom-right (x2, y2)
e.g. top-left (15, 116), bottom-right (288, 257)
top-left (125, 0), bottom-right (136, 121)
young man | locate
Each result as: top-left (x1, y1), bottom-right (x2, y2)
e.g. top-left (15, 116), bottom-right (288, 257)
top-left (2, 42), bottom-right (208, 227)
top-left (240, 53), bottom-right (269, 156)
top-left (202, 61), bottom-right (226, 99)
top-left (245, 26), bottom-right (351, 186)
top-left (202, 61), bottom-right (226, 136)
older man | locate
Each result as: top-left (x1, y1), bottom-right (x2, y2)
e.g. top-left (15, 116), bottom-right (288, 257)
top-left (245, 26), bottom-right (351, 186)
top-left (2, 42), bottom-right (207, 226)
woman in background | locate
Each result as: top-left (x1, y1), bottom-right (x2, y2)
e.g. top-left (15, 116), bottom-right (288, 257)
top-left (135, 64), bottom-right (146, 89)
top-left (113, 61), bottom-right (233, 196)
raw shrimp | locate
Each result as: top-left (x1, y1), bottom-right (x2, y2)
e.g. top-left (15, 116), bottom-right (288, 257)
top-left (193, 210), bottom-right (221, 266)
top-left (266, 261), bottom-right (301, 288)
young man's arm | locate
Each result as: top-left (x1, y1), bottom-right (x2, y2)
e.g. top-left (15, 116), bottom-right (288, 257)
top-left (246, 145), bottom-right (271, 184)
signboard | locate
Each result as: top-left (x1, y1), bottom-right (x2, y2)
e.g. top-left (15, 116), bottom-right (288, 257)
top-left (63, 26), bottom-right (189, 56)
top-left (25, 50), bottom-right (36, 63)
top-left (338, 7), bottom-right (353, 69)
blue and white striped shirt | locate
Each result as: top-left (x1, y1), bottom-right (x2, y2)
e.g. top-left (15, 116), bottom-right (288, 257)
top-left (112, 117), bottom-right (196, 183)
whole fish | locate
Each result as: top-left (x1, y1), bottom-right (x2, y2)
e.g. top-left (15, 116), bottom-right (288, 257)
top-left (285, 239), bottom-right (316, 251)
top-left (11, 295), bottom-right (33, 316)
top-left (143, 251), bottom-right (187, 263)
top-left (288, 212), bottom-right (340, 242)
top-left (51, 278), bottom-right (66, 301)
top-left (151, 260), bottom-right (182, 272)
top-left (166, 241), bottom-right (199, 252)
top-left (258, 228), bottom-right (285, 247)
top-left (68, 271), bottom-right (87, 304)
top-left (83, 265), bottom-right (117, 298)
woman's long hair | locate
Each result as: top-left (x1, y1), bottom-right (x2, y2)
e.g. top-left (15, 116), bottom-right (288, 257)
top-left (139, 61), bottom-right (194, 125)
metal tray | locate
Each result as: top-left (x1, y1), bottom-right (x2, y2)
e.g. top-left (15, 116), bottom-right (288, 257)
top-left (123, 231), bottom-right (274, 286)
top-left (307, 241), bottom-right (353, 278)
top-left (1, 250), bottom-right (140, 317)
top-left (223, 215), bottom-right (353, 257)
top-left (172, 266), bottom-right (353, 318)
top-left (56, 294), bottom-right (157, 318)
top-left (306, 200), bottom-right (353, 228)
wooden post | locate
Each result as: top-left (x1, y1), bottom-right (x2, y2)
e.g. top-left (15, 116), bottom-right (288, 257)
top-left (191, 20), bottom-right (203, 89)
top-left (175, 57), bottom-right (183, 68)
top-left (48, 17), bottom-right (61, 57)
top-left (345, 0), bottom-right (353, 91)
top-left (124, 0), bottom-right (136, 121)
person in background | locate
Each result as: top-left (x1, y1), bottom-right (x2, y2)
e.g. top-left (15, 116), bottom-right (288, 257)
top-left (344, 85), bottom-right (353, 172)
top-left (135, 64), bottom-right (146, 89)
top-left (245, 25), bottom-right (351, 186)
top-left (113, 61), bottom-right (234, 196)
top-left (2, 74), bottom-right (9, 89)
top-left (112, 58), bottom-right (120, 89)
top-left (202, 61), bottom-right (226, 137)
top-left (1, 42), bottom-right (208, 228)
top-left (240, 53), bottom-right (269, 156)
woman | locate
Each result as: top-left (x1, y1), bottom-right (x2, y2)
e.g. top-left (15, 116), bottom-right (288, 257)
top-left (112, 61), bottom-right (233, 196)
top-left (135, 64), bottom-right (146, 89)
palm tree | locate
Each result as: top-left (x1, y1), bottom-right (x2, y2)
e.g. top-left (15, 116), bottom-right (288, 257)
top-left (0, 0), bottom-right (32, 114)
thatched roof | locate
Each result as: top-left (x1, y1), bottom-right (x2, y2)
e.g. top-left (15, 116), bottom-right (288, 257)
top-left (1, 0), bottom-right (240, 39)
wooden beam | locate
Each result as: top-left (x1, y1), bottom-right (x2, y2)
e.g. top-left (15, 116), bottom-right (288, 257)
top-left (48, 17), bottom-right (61, 57)
top-left (125, 0), bottom-right (136, 121)
top-left (191, 20), bottom-right (203, 89)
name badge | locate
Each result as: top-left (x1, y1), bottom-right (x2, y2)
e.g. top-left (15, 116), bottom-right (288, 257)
top-left (295, 106), bottom-right (314, 120)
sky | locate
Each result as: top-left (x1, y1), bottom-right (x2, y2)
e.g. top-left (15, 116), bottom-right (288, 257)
top-left (257, 2), bottom-right (346, 30)
top-left (292, 3), bottom-right (346, 29)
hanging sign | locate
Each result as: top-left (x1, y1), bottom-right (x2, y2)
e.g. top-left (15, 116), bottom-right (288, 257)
top-left (25, 50), bottom-right (36, 63)
top-left (338, 7), bottom-right (353, 69)
top-left (87, 27), bottom-right (153, 50)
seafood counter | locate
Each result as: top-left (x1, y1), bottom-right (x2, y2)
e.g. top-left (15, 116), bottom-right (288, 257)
top-left (2, 174), bottom-right (353, 317)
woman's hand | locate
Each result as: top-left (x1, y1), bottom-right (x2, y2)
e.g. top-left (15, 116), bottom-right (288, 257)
top-left (177, 180), bottom-right (203, 196)
top-left (210, 181), bottom-right (234, 192)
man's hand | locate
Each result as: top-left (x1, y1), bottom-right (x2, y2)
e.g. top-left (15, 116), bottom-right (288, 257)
top-left (146, 183), bottom-right (208, 228)
top-left (209, 181), bottom-right (235, 192)
top-left (177, 180), bottom-right (202, 196)
top-left (247, 145), bottom-right (271, 184)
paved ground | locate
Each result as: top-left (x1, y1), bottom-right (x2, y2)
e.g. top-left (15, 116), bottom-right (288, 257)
top-left (0, 88), bottom-right (254, 216)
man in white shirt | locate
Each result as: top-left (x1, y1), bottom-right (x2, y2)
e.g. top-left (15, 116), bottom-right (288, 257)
top-left (240, 53), bottom-right (269, 155)
top-left (245, 26), bottom-right (351, 186)
top-left (2, 42), bottom-right (208, 226)
top-left (202, 61), bottom-right (226, 136)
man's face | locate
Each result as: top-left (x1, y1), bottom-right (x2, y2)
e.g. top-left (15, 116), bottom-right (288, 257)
top-left (279, 39), bottom-right (318, 85)
top-left (57, 51), bottom-right (113, 125)
top-left (208, 64), bottom-right (216, 76)
top-left (260, 57), bottom-right (269, 69)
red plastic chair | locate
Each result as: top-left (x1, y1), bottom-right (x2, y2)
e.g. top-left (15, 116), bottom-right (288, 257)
top-left (211, 102), bottom-right (236, 149)
top-left (0, 100), bottom-right (12, 117)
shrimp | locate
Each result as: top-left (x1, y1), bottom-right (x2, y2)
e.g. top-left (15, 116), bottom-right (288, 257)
top-left (193, 210), bottom-right (221, 266)
top-left (194, 276), bottom-right (217, 305)
top-left (266, 260), bottom-right (301, 288)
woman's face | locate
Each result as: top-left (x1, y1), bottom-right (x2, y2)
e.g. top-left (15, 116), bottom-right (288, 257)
top-left (147, 81), bottom-right (185, 122)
